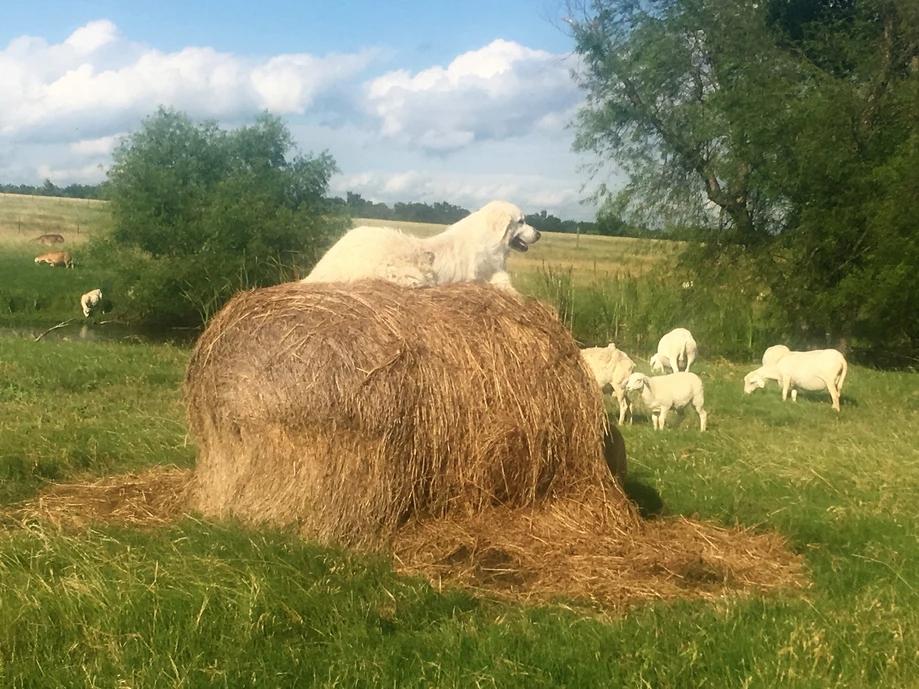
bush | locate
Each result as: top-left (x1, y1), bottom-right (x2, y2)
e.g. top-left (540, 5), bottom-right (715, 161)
top-left (98, 109), bottom-right (347, 326)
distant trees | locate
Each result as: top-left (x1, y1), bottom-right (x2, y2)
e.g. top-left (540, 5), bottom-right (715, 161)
top-left (0, 180), bottom-right (106, 199)
top-left (340, 193), bottom-right (470, 224)
top-left (571, 0), bottom-right (919, 363)
top-left (99, 108), bottom-right (345, 326)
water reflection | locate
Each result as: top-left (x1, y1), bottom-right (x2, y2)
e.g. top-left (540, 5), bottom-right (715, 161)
top-left (1, 320), bottom-right (199, 345)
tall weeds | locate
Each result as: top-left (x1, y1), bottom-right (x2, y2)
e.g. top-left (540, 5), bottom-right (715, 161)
top-left (531, 266), bottom-right (781, 362)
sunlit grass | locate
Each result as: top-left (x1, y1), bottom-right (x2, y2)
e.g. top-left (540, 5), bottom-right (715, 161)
top-left (0, 336), bottom-right (916, 687)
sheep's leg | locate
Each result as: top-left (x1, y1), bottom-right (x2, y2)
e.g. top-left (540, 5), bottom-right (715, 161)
top-left (791, 389), bottom-right (798, 402)
top-left (696, 406), bottom-right (707, 431)
top-left (685, 349), bottom-right (695, 372)
top-left (657, 407), bottom-right (669, 431)
top-left (615, 389), bottom-right (630, 425)
top-left (782, 377), bottom-right (791, 402)
top-left (827, 381), bottom-right (841, 412)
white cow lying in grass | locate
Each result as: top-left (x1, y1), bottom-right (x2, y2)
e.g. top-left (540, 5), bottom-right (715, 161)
top-left (626, 371), bottom-right (707, 431)
top-left (650, 327), bottom-right (698, 373)
top-left (81, 289), bottom-right (103, 318)
top-left (743, 348), bottom-right (848, 412)
top-left (580, 343), bottom-right (636, 425)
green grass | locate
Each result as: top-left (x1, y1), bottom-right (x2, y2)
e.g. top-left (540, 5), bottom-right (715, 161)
top-left (0, 335), bottom-right (916, 687)
top-left (0, 194), bottom-right (916, 687)
top-left (0, 337), bottom-right (193, 504)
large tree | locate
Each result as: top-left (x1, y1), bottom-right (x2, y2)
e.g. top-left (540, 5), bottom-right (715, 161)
top-left (571, 0), bottom-right (919, 361)
top-left (102, 109), bottom-right (346, 326)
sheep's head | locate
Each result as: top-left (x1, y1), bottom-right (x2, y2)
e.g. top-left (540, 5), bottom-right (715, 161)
top-left (649, 353), bottom-right (667, 373)
top-left (625, 372), bottom-right (647, 395)
top-left (743, 370), bottom-right (766, 394)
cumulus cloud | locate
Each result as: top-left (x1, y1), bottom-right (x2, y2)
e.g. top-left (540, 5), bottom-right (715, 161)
top-left (365, 39), bottom-right (581, 152)
top-left (0, 19), bottom-right (375, 142)
top-left (69, 133), bottom-right (123, 156)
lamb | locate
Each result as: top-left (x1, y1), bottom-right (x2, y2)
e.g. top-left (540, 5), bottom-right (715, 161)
top-left (650, 327), bottom-right (698, 373)
top-left (743, 348), bottom-right (847, 412)
top-left (80, 289), bottom-right (103, 318)
top-left (34, 251), bottom-right (73, 268)
top-left (580, 343), bottom-right (636, 425)
top-left (625, 371), bottom-right (707, 431)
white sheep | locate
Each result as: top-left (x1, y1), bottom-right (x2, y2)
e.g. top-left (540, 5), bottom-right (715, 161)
top-left (625, 371), bottom-right (707, 431)
top-left (762, 344), bottom-right (791, 368)
top-left (743, 348), bottom-right (847, 412)
top-left (580, 343), bottom-right (636, 425)
top-left (80, 288), bottom-right (103, 318)
top-left (650, 327), bottom-right (698, 373)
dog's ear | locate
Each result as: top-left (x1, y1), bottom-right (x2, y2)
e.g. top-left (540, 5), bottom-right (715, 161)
top-left (488, 205), bottom-right (516, 238)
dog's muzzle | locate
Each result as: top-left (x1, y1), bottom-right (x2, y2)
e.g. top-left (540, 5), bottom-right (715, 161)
top-left (511, 229), bottom-right (541, 253)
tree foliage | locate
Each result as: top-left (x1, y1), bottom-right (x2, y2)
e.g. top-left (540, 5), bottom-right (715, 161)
top-left (572, 0), bottom-right (919, 363)
top-left (101, 109), bottom-right (345, 326)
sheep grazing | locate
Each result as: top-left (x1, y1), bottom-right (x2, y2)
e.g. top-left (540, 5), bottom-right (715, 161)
top-left (743, 348), bottom-right (848, 412)
top-left (34, 251), bottom-right (73, 268)
top-left (580, 343), bottom-right (636, 425)
top-left (650, 327), bottom-right (698, 374)
top-left (81, 289), bottom-right (103, 318)
top-left (34, 233), bottom-right (65, 245)
top-left (762, 344), bottom-right (791, 368)
top-left (625, 371), bottom-right (707, 431)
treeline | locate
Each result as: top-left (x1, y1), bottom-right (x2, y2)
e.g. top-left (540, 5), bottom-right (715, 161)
top-left (4, 180), bottom-right (661, 237)
top-left (336, 192), bottom-right (661, 238)
top-left (0, 179), bottom-right (107, 199)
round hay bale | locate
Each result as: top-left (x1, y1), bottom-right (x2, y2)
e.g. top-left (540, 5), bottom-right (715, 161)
top-left (186, 280), bottom-right (631, 548)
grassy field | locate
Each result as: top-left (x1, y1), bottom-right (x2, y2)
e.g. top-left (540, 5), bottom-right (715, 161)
top-left (0, 194), bottom-right (917, 686)
top-left (0, 192), bottom-right (108, 242)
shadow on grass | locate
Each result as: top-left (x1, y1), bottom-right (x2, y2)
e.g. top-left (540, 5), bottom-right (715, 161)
top-left (621, 476), bottom-right (665, 518)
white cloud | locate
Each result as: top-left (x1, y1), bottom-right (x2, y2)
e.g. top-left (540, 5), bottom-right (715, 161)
top-left (36, 161), bottom-right (107, 185)
top-left (365, 39), bottom-right (580, 152)
top-left (0, 20), bottom-right (375, 140)
top-left (65, 19), bottom-right (119, 54)
top-left (0, 22), bottom-right (606, 220)
top-left (69, 133), bottom-right (123, 156)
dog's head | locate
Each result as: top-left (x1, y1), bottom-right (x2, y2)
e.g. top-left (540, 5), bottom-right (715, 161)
top-left (472, 200), bottom-right (541, 253)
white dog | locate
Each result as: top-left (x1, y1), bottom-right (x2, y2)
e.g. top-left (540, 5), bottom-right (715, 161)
top-left (302, 200), bottom-right (541, 290)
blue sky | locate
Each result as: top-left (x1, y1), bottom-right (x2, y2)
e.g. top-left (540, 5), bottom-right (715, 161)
top-left (0, 1), bottom-right (617, 219)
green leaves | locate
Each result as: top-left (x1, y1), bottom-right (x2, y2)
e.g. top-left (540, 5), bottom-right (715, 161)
top-left (572, 0), bottom-right (919, 363)
top-left (100, 109), bottom-right (347, 326)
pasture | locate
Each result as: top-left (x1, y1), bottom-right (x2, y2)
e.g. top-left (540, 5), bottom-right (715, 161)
top-left (0, 194), bottom-right (916, 687)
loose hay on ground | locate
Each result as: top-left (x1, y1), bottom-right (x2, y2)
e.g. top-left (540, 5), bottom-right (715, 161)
top-left (5, 466), bottom-right (190, 530)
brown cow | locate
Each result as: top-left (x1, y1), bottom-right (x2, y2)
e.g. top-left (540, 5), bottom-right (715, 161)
top-left (34, 233), bottom-right (65, 245)
top-left (34, 251), bottom-right (74, 268)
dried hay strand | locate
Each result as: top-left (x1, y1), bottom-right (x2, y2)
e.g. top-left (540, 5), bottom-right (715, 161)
top-left (185, 280), bottom-right (632, 548)
top-left (5, 466), bottom-right (190, 530)
top-left (393, 489), bottom-right (806, 607)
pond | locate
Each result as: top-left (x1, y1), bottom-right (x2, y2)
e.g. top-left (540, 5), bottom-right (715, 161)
top-left (0, 320), bottom-right (199, 346)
